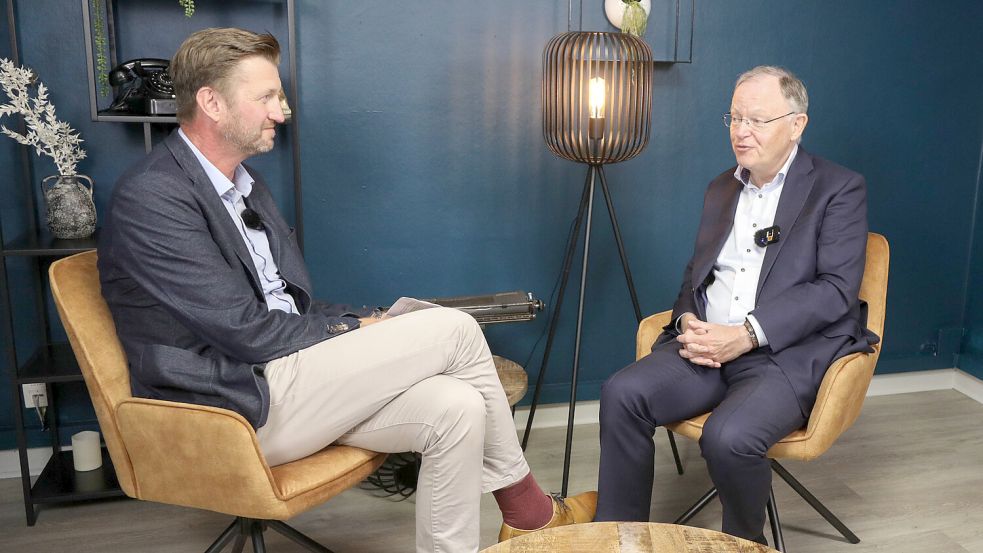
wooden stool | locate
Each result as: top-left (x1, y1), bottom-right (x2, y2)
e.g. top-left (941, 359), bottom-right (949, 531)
top-left (481, 522), bottom-right (778, 552)
top-left (493, 355), bottom-right (528, 407)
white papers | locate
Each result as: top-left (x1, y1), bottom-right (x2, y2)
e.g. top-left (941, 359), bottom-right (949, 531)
top-left (386, 297), bottom-right (440, 317)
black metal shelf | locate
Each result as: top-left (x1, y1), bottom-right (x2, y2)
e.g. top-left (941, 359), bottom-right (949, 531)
top-left (16, 343), bottom-right (82, 384)
top-left (2, 229), bottom-right (99, 257)
top-left (96, 111), bottom-right (178, 124)
top-left (4, 0), bottom-right (302, 527)
top-left (1, 0), bottom-right (125, 527)
top-left (31, 448), bottom-right (125, 503)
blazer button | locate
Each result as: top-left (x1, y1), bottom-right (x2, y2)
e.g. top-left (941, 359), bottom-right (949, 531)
top-left (328, 322), bottom-right (350, 334)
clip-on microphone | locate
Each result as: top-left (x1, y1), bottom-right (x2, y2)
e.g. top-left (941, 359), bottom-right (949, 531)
top-left (754, 225), bottom-right (781, 247)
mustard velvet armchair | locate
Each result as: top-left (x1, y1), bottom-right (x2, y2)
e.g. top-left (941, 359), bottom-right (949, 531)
top-left (635, 232), bottom-right (889, 551)
top-left (50, 250), bottom-right (387, 552)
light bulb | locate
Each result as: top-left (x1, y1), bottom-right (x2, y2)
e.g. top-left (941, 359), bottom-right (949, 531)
top-left (589, 77), bottom-right (605, 119)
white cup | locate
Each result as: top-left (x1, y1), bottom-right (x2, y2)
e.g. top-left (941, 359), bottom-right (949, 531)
top-left (71, 431), bottom-right (102, 471)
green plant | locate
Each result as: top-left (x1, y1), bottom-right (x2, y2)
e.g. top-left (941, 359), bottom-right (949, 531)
top-left (621, 0), bottom-right (648, 37)
top-left (91, 0), bottom-right (110, 97)
top-left (179, 0), bottom-right (195, 17)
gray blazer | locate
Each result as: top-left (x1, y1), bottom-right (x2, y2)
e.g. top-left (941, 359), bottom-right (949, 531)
top-left (659, 148), bottom-right (879, 413)
top-left (99, 131), bottom-right (369, 428)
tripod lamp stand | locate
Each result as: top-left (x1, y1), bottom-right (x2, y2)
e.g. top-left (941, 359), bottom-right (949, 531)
top-left (521, 31), bottom-right (682, 495)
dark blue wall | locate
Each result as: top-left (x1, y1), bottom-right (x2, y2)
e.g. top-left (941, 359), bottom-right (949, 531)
top-left (962, 142), bottom-right (983, 380)
top-left (2, 0), bottom-right (983, 450)
top-left (2, 0), bottom-right (49, 449)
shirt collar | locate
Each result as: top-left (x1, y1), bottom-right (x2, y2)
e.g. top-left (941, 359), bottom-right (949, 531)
top-left (734, 144), bottom-right (799, 191)
top-left (178, 128), bottom-right (254, 200)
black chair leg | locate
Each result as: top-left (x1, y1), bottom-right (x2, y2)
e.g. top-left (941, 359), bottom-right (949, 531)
top-left (674, 486), bottom-right (719, 525)
top-left (204, 520), bottom-right (240, 553)
top-left (269, 520), bottom-right (334, 552)
top-left (230, 517), bottom-right (249, 553)
top-left (674, 462), bottom-right (859, 550)
top-left (667, 429), bottom-right (684, 475)
top-left (767, 487), bottom-right (786, 552)
top-left (230, 534), bottom-right (246, 553)
top-left (250, 520), bottom-right (266, 553)
top-left (203, 517), bottom-right (334, 553)
top-left (771, 460), bottom-right (860, 544)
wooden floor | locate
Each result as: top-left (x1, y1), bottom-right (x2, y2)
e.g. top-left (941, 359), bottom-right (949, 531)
top-left (1, 389), bottom-right (982, 552)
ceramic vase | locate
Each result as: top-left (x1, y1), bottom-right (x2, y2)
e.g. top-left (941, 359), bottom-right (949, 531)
top-left (41, 174), bottom-right (97, 239)
top-left (604, 0), bottom-right (651, 32)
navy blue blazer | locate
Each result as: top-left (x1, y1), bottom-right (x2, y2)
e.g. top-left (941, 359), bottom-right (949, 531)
top-left (99, 131), bottom-right (370, 428)
top-left (659, 148), bottom-right (879, 413)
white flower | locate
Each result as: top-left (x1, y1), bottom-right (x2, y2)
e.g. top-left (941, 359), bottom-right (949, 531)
top-left (0, 58), bottom-right (87, 176)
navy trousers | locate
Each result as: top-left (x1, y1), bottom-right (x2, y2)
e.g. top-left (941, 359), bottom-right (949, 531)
top-left (595, 339), bottom-right (807, 541)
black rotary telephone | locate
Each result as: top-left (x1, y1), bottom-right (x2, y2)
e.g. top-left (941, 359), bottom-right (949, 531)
top-left (108, 58), bottom-right (176, 115)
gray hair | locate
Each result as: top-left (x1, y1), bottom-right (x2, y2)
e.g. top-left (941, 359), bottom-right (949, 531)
top-left (736, 66), bottom-right (809, 114)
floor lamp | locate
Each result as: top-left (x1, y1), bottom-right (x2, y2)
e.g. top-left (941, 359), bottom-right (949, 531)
top-left (521, 31), bottom-right (682, 495)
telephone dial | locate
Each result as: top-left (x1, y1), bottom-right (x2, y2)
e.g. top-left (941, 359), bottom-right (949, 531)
top-left (108, 58), bottom-right (176, 115)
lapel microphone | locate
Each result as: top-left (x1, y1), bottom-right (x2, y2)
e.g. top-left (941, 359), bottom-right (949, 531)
top-left (754, 225), bottom-right (781, 247)
top-left (240, 208), bottom-right (264, 231)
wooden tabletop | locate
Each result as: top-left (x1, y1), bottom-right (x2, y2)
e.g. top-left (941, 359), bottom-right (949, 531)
top-left (493, 355), bottom-right (528, 407)
top-left (481, 522), bottom-right (778, 553)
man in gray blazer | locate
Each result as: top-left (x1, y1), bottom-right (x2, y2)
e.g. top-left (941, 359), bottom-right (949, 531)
top-left (594, 66), bottom-right (878, 543)
top-left (98, 28), bottom-right (594, 553)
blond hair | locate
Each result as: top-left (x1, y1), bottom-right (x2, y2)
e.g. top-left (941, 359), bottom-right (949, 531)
top-left (170, 27), bottom-right (280, 122)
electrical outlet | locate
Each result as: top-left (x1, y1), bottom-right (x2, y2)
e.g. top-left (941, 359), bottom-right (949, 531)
top-left (21, 383), bottom-right (48, 408)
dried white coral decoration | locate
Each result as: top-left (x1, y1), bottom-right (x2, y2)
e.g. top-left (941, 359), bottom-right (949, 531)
top-left (0, 58), bottom-right (86, 176)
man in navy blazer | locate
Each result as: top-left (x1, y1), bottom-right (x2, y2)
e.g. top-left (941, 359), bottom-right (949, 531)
top-left (99, 28), bottom-right (595, 553)
top-left (594, 66), bottom-right (878, 543)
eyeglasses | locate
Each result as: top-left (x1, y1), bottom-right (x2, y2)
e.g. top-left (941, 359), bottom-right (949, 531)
top-left (722, 112), bottom-right (796, 131)
top-left (241, 208), bottom-right (264, 231)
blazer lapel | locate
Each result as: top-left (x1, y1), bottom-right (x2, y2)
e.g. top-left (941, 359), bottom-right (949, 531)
top-left (239, 173), bottom-right (315, 312)
top-left (243, 194), bottom-right (282, 265)
top-left (691, 175), bottom-right (742, 292)
top-left (755, 149), bottom-right (816, 298)
top-left (164, 132), bottom-right (263, 296)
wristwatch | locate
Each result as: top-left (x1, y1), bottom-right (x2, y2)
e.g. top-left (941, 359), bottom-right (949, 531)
top-left (743, 318), bottom-right (759, 349)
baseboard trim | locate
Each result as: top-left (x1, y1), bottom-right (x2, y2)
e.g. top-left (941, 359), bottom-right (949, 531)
top-left (3, 369), bottom-right (982, 479)
top-left (954, 369), bottom-right (983, 404)
top-left (866, 368), bottom-right (960, 396)
top-left (0, 447), bottom-right (54, 480)
top-left (511, 400), bottom-right (600, 433)
top-left (510, 367), bottom-right (983, 432)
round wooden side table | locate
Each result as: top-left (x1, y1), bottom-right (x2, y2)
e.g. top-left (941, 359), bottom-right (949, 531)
top-left (481, 522), bottom-right (779, 553)
top-left (493, 355), bottom-right (528, 407)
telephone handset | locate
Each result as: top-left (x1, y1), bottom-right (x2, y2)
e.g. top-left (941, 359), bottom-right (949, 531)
top-left (108, 58), bottom-right (177, 115)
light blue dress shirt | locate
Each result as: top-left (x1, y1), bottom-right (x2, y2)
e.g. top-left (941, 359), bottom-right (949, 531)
top-left (178, 129), bottom-right (299, 315)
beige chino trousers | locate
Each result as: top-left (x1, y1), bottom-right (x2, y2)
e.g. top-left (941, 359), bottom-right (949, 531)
top-left (255, 307), bottom-right (530, 553)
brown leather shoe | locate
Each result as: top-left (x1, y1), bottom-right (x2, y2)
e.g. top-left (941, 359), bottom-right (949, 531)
top-left (498, 491), bottom-right (598, 542)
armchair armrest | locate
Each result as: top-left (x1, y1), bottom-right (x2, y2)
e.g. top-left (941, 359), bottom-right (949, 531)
top-left (115, 397), bottom-right (280, 515)
top-left (637, 310), bottom-right (673, 361)
top-left (779, 348), bottom-right (878, 460)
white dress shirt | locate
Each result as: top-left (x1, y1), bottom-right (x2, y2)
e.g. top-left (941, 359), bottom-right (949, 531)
top-left (178, 129), bottom-right (299, 315)
top-left (702, 145), bottom-right (799, 347)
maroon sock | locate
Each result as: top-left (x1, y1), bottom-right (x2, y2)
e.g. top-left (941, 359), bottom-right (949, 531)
top-left (493, 473), bottom-right (554, 530)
